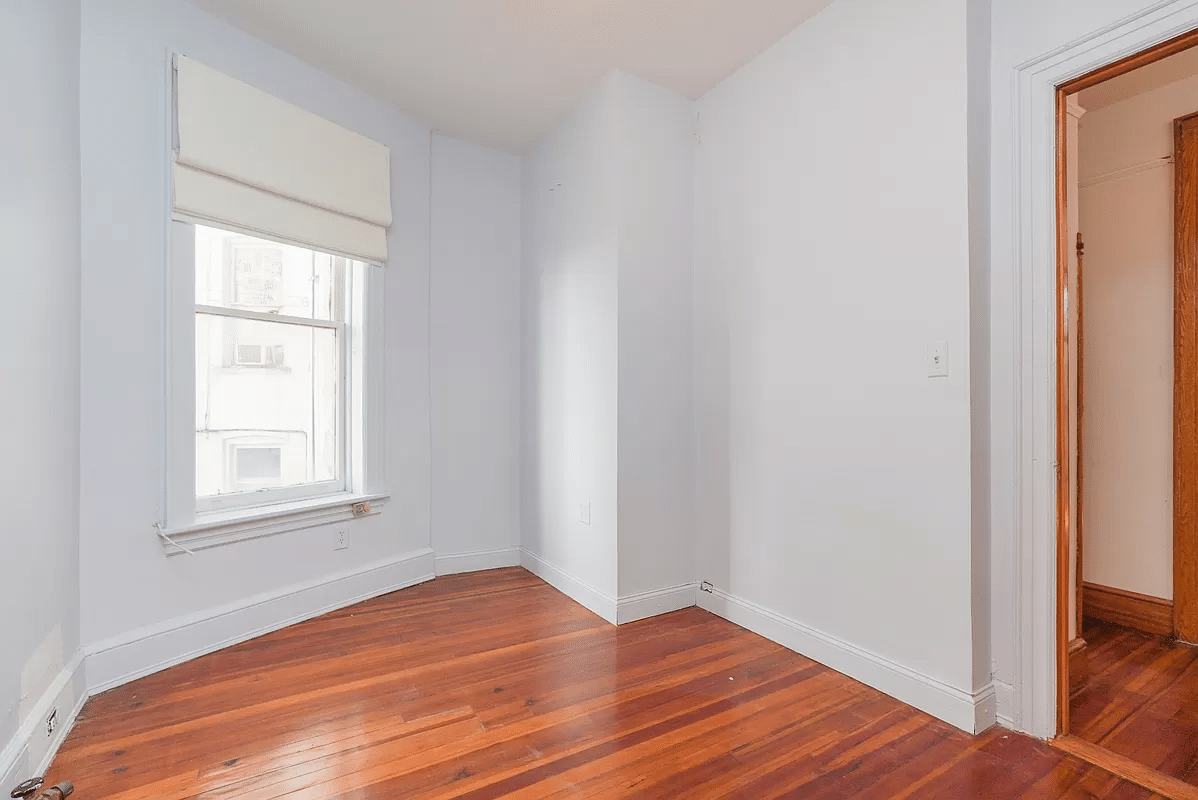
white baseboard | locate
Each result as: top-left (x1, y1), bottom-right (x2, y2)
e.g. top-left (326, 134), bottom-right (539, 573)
top-left (435, 547), bottom-right (521, 576)
top-left (697, 588), bottom-right (996, 733)
top-left (616, 583), bottom-right (698, 624)
top-left (0, 651), bottom-right (86, 793)
top-left (85, 548), bottom-right (435, 694)
top-left (994, 679), bottom-right (1016, 730)
top-left (519, 548), bottom-right (617, 624)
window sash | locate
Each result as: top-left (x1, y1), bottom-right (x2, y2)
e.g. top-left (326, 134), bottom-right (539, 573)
top-left (197, 478), bottom-right (346, 514)
top-left (195, 304), bottom-right (343, 330)
top-left (192, 258), bottom-right (351, 515)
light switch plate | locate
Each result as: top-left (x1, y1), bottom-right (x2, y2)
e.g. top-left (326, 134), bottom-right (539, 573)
top-left (928, 341), bottom-right (949, 378)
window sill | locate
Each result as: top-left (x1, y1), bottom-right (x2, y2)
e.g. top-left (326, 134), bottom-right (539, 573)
top-left (159, 492), bottom-right (389, 556)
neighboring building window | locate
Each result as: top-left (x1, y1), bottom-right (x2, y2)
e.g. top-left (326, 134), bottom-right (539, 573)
top-left (192, 225), bottom-right (355, 511)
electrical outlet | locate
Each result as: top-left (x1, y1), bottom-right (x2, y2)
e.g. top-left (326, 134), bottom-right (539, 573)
top-left (46, 708), bottom-right (57, 737)
top-left (579, 502), bottom-right (591, 526)
top-left (334, 529), bottom-right (349, 551)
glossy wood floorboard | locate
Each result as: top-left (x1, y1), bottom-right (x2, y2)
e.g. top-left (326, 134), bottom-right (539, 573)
top-left (1071, 618), bottom-right (1198, 786)
top-left (47, 569), bottom-right (1161, 799)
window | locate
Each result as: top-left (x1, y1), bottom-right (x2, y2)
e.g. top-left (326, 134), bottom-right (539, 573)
top-left (166, 221), bottom-right (384, 549)
top-left (232, 443), bottom-right (282, 487)
top-left (163, 55), bottom-right (390, 551)
top-left (192, 225), bottom-right (350, 512)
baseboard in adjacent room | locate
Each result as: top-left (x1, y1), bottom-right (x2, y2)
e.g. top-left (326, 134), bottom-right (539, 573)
top-left (1082, 582), bottom-right (1174, 637)
top-left (519, 548), bottom-right (617, 624)
top-left (616, 583), bottom-right (698, 625)
top-left (434, 547), bottom-right (521, 576)
top-left (697, 587), bottom-right (996, 734)
top-left (0, 652), bottom-right (86, 793)
top-left (85, 548), bottom-right (436, 695)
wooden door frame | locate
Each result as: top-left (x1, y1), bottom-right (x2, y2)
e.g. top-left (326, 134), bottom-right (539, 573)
top-left (1076, 230), bottom-right (1086, 641)
top-left (1175, 111), bottom-right (1198, 645)
top-left (1053, 25), bottom-right (1198, 738)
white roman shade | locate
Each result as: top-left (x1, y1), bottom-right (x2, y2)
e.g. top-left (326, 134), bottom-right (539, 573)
top-left (172, 55), bottom-right (391, 265)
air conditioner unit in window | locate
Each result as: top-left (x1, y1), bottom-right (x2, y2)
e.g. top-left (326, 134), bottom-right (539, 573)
top-left (234, 344), bottom-right (265, 366)
top-left (234, 344), bottom-right (285, 367)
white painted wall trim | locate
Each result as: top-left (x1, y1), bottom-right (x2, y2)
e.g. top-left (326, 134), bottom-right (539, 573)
top-left (84, 547), bottom-right (434, 694)
top-left (434, 547), bottom-right (521, 576)
top-left (616, 583), bottom-right (697, 625)
top-left (1009, 0), bottom-right (1198, 739)
top-left (519, 548), bottom-right (618, 624)
top-left (0, 652), bottom-right (86, 794)
top-left (158, 493), bottom-right (390, 555)
top-left (995, 678), bottom-right (1016, 729)
top-left (698, 588), bottom-right (997, 734)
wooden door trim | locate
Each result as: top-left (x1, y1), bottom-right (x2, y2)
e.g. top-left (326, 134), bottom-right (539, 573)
top-left (1054, 23), bottom-right (1198, 737)
top-left (1175, 111), bottom-right (1198, 644)
top-left (1054, 87), bottom-right (1071, 736)
top-left (1076, 232), bottom-right (1086, 639)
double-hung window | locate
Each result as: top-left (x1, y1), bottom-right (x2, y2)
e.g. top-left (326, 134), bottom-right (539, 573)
top-left (193, 225), bottom-right (353, 511)
top-left (163, 55), bottom-right (391, 552)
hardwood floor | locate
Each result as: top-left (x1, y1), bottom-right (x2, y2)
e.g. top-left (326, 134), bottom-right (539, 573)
top-left (1071, 618), bottom-right (1198, 787)
top-left (44, 569), bottom-right (1164, 799)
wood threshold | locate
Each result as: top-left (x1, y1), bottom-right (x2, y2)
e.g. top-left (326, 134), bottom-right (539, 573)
top-left (1053, 735), bottom-right (1198, 800)
top-left (1083, 582), bottom-right (1175, 637)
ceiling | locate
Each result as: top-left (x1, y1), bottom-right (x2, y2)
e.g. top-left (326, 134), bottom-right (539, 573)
top-left (1078, 44), bottom-right (1198, 111)
top-left (186, 0), bottom-right (835, 153)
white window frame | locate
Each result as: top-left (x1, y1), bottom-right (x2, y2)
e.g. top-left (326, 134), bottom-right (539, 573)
top-left (163, 221), bottom-right (388, 554)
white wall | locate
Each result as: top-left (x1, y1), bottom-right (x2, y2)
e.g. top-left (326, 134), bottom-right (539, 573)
top-left (693, 0), bottom-right (986, 729)
top-left (615, 74), bottom-right (695, 600)
top-left (431, 135), bottom-right (523, 572)
top-left (520, 71), bottom-right (698, 620)
top-left (78, 0), bottom-right (433, 683)
top-left (520, 75), bottom-right (621, 618)
top-left (0, 0), bottom-right (83, 786)
top-left (968, 0), bottom-right (994, 696)
top-left (1076, 74), bottom-right (1198, 600)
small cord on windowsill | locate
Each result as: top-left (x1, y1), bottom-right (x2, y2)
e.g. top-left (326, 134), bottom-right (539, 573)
top-left (154, 521), bottom-right (196, 556)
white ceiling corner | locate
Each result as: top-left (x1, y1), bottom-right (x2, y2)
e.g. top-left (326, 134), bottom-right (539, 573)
top-left (185, 0), bottom-right (836, 153)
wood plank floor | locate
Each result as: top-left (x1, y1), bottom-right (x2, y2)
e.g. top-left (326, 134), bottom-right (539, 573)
top-left (45, 569), bottom-right (1163, 799)
top-left (1071, 619), bottom-right (1198, 786)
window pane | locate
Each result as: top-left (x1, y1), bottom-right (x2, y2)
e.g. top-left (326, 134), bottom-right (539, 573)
top-left (195, 225), bottom-right (343, 321)
top-left (236, 447), bottom-right (281, 481)
top-left (195, 313), bottom-right (339, 497)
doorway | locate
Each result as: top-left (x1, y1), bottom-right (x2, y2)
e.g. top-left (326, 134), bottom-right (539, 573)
top-left (1054, 27), bottom-right (1198, 798)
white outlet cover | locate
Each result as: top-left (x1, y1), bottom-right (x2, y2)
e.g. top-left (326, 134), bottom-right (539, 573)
top-left (334, 529), bottom-right (349, 550)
